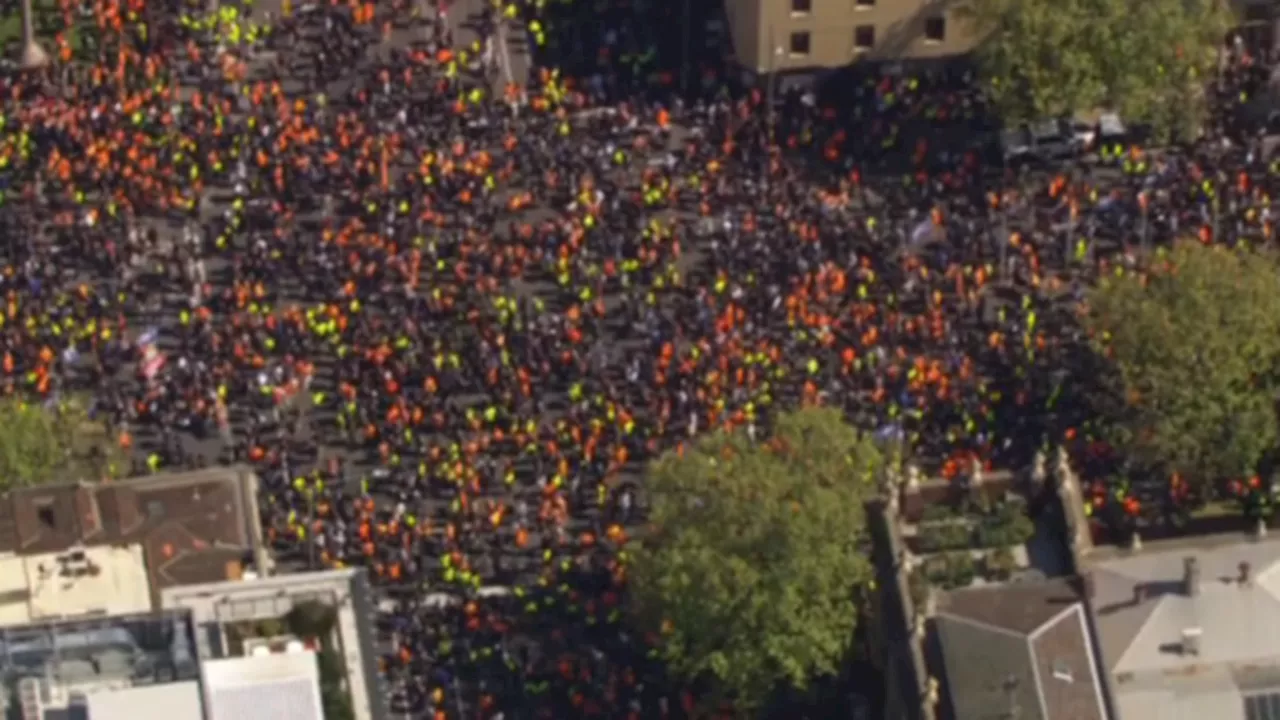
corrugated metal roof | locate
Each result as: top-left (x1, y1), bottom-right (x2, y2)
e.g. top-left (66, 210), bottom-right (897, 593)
top-left (1092, 538), bottom-right (1280, 674)
top-left (1091, 537), bottom-right (1280, 719)
top-left (201, 651), bottom-right (323, 720)
top-left (208, 677), bottom-right (321, 720)
top-left (1116, 588), bottom-right (1280, 673)
top-left (1113, 666), bottom-right (1245, 720)
top-left (83, 681), bottom-right (203, 720)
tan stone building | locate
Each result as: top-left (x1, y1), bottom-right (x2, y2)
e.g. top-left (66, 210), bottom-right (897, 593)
top-left (724, 0), bottom-right (984, 77)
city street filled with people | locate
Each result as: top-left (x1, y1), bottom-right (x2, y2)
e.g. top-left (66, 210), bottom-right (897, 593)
top-left (0, 0), bottom-right (1274, 715)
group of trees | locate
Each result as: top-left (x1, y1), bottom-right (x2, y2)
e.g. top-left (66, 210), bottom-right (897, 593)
top-left (0, 396), bottom-right (125, 490)
top-left (1083, 243), bottom-right (1280, 493)
top-left (631, 244), bottom-right (1280, 712)
top-left (630, 407), bottom-right (886, 713)
top-left (965, 0), bottom-right (1231, 139)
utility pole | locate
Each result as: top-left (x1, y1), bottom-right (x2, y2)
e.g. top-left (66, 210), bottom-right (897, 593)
top-left (18, 0), bottom-right (49, 69)
top-left (767, 30), bottom-right (783, 145)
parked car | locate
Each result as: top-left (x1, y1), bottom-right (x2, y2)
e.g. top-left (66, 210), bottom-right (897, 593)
top-left (1073, 113), bottom-right (1130, 153)
top-left (1001, 118), bottom-right (1084, 164)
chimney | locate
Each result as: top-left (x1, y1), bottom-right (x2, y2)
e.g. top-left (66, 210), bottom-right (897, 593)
top-left (1184, 556), bottom-right (1200, 597)
top-left (1181, 626), bottom-right (1202, 656)
top-left (1241, 561), bottom-right (1253, 586)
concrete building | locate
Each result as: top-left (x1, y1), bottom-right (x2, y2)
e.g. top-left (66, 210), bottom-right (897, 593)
top-left (1086, 533), bottom-right (1280, 720)
top-left (160, 568), bottom-right (390, 720)
top-left (0, 466), bottom-right (392, 720)
top-left (0, 467), bottom-right (269, 633)
top-left (0, 465), bottom-right (270, 618)
top-left (0, 609), bottom-right (202, 719)
top-left (724, 0), bottom-right (983, 79)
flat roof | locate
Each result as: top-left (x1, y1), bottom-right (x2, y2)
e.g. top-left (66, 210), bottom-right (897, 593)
top-left (162, 568), bottom-right (385, 720)
top-left (84, 681), bottom-right (203, 720)
top-left (0, 553), bottom-right (33, 627)
top-left (202, 652), bottom-right (323, 720)
top-left (0, 467), bottom-right (266, 601)
top-left (0, 546), bottom-right (151, 628)
top-left (27, 545), bottom-right (151, 621)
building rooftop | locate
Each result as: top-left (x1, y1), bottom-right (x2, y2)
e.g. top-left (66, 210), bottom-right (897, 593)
top-left (1087, 533), bottom-right (1280, 720)
top-left (81, 680), bottom-right (203, 720)
top-left (937, 575), bottom-right (1086, 636)
top-left (0, 610), bottom-right (200, 720)
top-left (934, 577), bottom-right (1108, 720)
top-left (26, 546), bottom-right (150, 624)
top-left (201, 652), bottom-right (323, 720)
top-left (162, 568), bottom-right (390, 720)
top-left (0, 467), bottom-right (265, 609)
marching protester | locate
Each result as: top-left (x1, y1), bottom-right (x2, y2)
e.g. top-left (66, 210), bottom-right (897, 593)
top-left (0, 0), bottom-right (1271, 715)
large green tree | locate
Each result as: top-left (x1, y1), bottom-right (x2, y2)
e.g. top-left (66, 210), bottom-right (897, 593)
top-left (1084, 243), bottom-right (1280, 487)
top-left (629, 407), bottom-right (880, 712)
top-left (968, 0), bottom-right (1230, 139)
top-left (0, 396), bottom-right (124, 489)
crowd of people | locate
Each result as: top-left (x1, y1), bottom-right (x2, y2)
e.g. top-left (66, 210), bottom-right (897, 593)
top-left (0, 0), bottom-right (1275, 715)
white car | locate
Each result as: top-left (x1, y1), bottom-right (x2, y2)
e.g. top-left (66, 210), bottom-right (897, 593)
top-left (1074, 113), bottom-right (1126, 151)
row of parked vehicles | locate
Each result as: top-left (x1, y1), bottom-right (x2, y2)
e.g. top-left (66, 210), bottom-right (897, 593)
top-left (1000, 114), bottom-right (1133, 165)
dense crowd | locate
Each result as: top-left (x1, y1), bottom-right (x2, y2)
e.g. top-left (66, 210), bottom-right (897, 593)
top-left (0, 0), bottom-right (1276, 715)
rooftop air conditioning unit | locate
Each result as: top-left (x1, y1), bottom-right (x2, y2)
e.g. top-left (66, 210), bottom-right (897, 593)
top-left (17, 678), bottom-right (42, 720)
top-left (1182, 627), bottom-right (1203, 656)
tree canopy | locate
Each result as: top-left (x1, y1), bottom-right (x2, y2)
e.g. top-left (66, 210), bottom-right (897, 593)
top-left (628, 407), bottom-right (880, 711)
top-left (967, 0), bottom-right (1230, 139)
top-left (1083, 243), bottom-right (1280, 487)
top-left (0, 396), bottom-right (124, 490)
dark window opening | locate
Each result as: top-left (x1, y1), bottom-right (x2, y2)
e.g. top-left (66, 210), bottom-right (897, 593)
top-left (789, 32), bottom-right (810, 55)
top-left (925, 16), bottom-right (947, 42)
top-left (855, 25), bottom-right (876, 50)
top-left (36, 503), bottom-right (55, 529)
top-left (791, 0), bottom-right (812, 13)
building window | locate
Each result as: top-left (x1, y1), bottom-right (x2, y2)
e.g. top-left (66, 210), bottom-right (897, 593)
top-left (856, 0), bottom-right (875, 7)
top-left (1244, 692), bottom-right (1280, 720)
top-left (789, 31), bottom-right (810, 56)
top-left (35, 501), bottom-right (55, 529)
top-left (791, 0), bottom-right (812, 14)
top-left (925, 16), bottom-right (947, 42)
top-left (854, 25), bottom-right (875, 51)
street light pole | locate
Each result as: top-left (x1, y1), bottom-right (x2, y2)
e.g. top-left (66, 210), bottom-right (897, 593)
top-left (767, 33), bottom-right (783, 144)
top-left (18, 0), bottom-right (49, 70)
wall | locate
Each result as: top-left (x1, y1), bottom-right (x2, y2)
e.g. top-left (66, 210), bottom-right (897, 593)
top-left (727, 0), bottom-right (766, 72)
top-left (871, 496), bottom-right (935, 720)
top-left (725, 0), bottom-right (985, 73)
